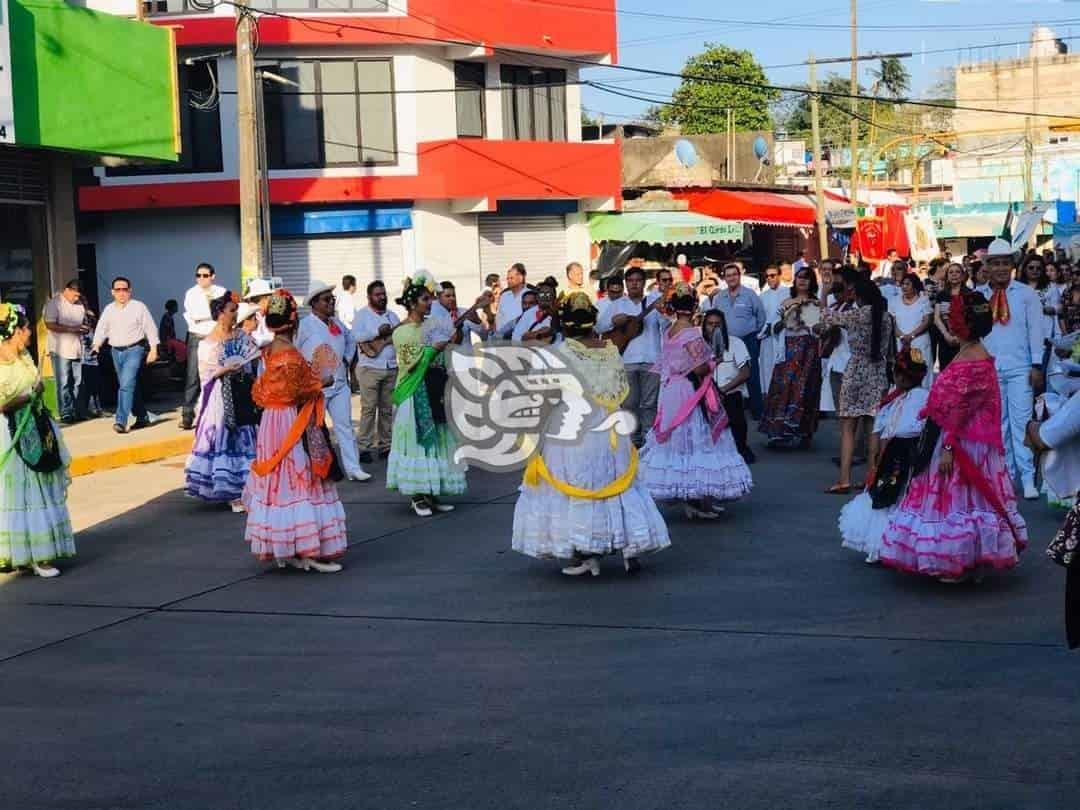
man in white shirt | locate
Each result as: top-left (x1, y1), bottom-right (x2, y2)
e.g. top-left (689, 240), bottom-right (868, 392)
top-left (512, 280), bottom-right (558, 343)
top-left (298, 279), bottom-right (370, 482)
top-left (757, 264), bottom-right (789, 397)
top-left (711, 263), bottom-right (767, 419)
top-left (92, 276), bottom-right (159, 434)
top-left (879, 259), bottom-right (906, 307)
top-left (336, 275), bottom-right (360, 392)
top-left (351, 280), bottom-right (400, 463)
top-left (877, 248), bottom-right (900, 279)
top-left (430, 281), bottom-right (488, 345)
top-left (494, 288), bottom-right (538, 341)
top-left (180, 262), bottom-right (225, 430)
top-left (44, 278), bottom-right (88, 423)
top-left (495, 263), bottom-right (528, 335)
top-left (977, 238), bottom-right (1045, 499)
top-left (596, 266), bottom-right (667, 446)
top-left (703, 308), bottom-right (753, 462)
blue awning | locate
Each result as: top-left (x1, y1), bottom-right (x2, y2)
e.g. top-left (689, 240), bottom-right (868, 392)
top-left (271, 205), bottom-right (413, 237)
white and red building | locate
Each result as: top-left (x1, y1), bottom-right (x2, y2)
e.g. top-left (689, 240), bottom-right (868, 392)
top-left (77, 0), bottom-right (619, 315)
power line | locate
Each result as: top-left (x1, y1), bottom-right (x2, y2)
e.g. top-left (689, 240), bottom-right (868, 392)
top-left (511, 0), bottom-right (1080, 32)
top-left (195, 1), bottom-right (1080, 122)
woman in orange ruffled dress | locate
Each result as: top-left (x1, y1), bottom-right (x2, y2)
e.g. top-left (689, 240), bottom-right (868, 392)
top-left (241, 290), bottom-right (347, 573)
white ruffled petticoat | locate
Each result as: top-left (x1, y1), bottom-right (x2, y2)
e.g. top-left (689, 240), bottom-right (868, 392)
top-left (639, 407), bottom-right (753, 502)
top-left (838, 491), bottom-right (893, 562)
top-left (512, 416), bottom-right (670, 561)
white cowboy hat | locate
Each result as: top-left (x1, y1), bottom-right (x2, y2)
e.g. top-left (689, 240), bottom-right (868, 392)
top-left (304, 279), bottom-right (336, 307)
top-left (236, 302), bottom-right (258, 323)
top-left (243, 277), bottom-right (274, 300)
top-left (985, 238), bottom-right (1017, 259)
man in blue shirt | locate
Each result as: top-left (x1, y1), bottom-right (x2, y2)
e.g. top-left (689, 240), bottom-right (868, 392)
top-left (977, 239), bottom-right (1044, 499)
top-left (712, 263), bottom-right (766, 419)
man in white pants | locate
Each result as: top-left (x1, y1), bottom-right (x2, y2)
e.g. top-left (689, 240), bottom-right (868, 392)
top-left (757, 264), bottom-right (788, 396)
top-left (297, 279), bottom-right (371, 482)
top-left (977, 238), bottom-right (1044, 499)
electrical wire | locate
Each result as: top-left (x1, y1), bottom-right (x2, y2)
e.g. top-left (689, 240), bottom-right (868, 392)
top-left (200, 0), bottom-right (1080, 122)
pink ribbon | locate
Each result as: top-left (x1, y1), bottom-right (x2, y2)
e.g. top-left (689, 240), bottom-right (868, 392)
top-left (652, 367), bottom-right (729, 444)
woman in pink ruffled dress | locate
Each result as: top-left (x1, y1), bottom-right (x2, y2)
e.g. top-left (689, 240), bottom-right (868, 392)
top-left (640, 284), bottom-right (753, 519)
top-left (880, 290), bottom-right (1028, 582)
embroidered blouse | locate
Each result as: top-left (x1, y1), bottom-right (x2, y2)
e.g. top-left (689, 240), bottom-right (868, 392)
top-left (561, 339), bottom-right (630, 411)
top-left (251, 346), bottom-right (322, 410)
top-left (0, 351), bottom-right (37, 410)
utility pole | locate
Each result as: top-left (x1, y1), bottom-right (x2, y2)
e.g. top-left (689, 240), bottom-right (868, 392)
top-left (809, 55), bottom-right (830, 261)
top-left (236, 9), bottom-right (265, 291)
top-left (1029, 28), bottom-right (1040, 249)
top-left (849, 0), bottom-right (859, 209)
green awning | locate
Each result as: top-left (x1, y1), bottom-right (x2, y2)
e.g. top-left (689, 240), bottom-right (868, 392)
top-left (588, 211), bottom-right (746, 245)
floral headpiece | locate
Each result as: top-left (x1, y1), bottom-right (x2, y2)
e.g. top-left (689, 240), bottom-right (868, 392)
top-left (894, 346), bottom-right (928, 382)
top-left (0, 302), bottom-right (26, 341)
top-left (670, 281), bottom-right (697, 314)
top-left (397, 269), bottom-right (437, 310)
top-left (265, 289), bottom-right (298, 333)
top-left (557, 290), bottom-right (597, 332)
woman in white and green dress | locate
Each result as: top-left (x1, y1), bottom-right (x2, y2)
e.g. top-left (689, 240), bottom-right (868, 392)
top-left (0, 302), bottom-right (76, 577)
top-left (386, 273), bottom-right (467, 516)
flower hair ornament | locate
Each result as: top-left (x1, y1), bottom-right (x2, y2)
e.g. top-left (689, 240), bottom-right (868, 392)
top-left (265, 289), bottom-right (299, 333)
top-left (210, 290), bottom-right (241, 322)
top-left (557, 290), bottom-right (598, 332)
top-left (669, 281), bottom-right (697, 315)
top-left (397, 269), bottom-right (438, 310)
top-left (0, 302), bottom-right (26, 341)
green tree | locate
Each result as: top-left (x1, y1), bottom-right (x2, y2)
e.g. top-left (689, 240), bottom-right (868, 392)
top-left (780, 74), bottom-right (870, 150)
top-left (870, 56), bottom-right (910, 100)
top-left (654, 44), bottom-right (779, 134)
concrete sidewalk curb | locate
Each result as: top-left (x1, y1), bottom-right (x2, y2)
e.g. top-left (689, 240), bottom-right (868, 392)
top-left (69, 435), bottom-right (193, 477)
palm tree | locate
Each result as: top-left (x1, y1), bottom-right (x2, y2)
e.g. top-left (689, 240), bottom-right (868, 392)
top-left (865, 57), bottom-right (912, 184)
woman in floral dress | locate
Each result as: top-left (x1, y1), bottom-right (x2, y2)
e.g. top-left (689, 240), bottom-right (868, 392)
top-left (821, 277), bottom-right (895, 495)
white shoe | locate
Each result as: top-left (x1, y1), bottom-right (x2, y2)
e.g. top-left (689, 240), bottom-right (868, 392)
top-left (428, 497), bottom-right (455, 513)
top-left (229, 500), bottom-right (246, 513)
top-left (1023, 482), bottom-right (1039, 500)
top-left (347, 469), bottom-right (372, 482)
top-left (561, 557), bottom-right (600, 577)
top-left (306, 559), bottom-right (343, 574)
top-left (31, 563), bottom-right (60, 578)
top-left (277, 557), bottom-right (309, 571)
top-left (684, 503), bottom-right (719, 520)
top-left (411, 497), bottom-right (433, 517)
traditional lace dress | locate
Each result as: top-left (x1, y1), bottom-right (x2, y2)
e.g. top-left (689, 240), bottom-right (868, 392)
top-left (880, 357), bottom-right (1028, 577)
top-left (0, 351), bottom-right (75, 567)
top-left (839, 387), bottom-right (929, 562)
top-left (184, 333), bottom-right (258, 502)
top-left (241, 346), bottom-right (347, 561)
top-left (512, 339), bottom-right (670, 561)
top-left (640, 325), bottom-right (753, 501)
top-left (386, 321), bottom-right (466, 497)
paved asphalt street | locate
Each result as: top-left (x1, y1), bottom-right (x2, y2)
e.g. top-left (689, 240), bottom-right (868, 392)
top-left (1, 421), bottom-right (1078, 809)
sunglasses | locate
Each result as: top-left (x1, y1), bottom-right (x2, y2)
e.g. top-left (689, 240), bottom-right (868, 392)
top-left (196, 273), bottom-right (213, 279)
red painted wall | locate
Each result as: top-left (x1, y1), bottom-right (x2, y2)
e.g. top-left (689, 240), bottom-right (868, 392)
top-left (164, 0), bottom-right (617, 59)
top-left (80, 139), bottom-right (621, 211)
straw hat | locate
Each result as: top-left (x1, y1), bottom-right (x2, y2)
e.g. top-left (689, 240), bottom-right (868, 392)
top-left (985, 238), bottom-right (1016, 259)
top-left (304, 279), bottom-right (336, 307)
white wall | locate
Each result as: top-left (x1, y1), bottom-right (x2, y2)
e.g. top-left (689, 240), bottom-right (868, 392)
top-left (84, 208), bottom-right (241, 336)
top-left (411, 201), bottom-right (483, 300)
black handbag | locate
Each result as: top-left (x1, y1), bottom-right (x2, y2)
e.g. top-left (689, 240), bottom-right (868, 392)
top-left (424, 364), bottom-right (449, 425)
top-left (301, 421), bottom-right (344, 483)
top-left (8, 400), bottom-right (63, 474)
top-left (868, 436), bottom-right (918, 510)
top-left (222, 373), bottom-right (262, 430)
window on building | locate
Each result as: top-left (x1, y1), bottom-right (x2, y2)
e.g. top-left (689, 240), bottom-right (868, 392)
top-left (264, 59), bottom-right (397, 169)
top-left (455, 62), bottom-right (486, 139)
top-left (500, 66), bottom-right (567, 142)
top-left (106, 62), bottom-right (223, 176)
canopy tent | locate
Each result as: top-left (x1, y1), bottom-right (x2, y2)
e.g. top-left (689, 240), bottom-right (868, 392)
top-left (588, 211), bottom-right (747, 245)
top-left (673, 189), bottom-right (816, 227)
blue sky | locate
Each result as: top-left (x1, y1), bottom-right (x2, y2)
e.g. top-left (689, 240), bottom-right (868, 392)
top-left (580, 0), bottom-right (1080, 123)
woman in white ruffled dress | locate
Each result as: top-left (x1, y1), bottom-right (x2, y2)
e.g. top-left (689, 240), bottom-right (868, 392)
top-left (640, 284), bottom-right (753, 519)
top-left (512, 292), bottom-right (669, 577)
top-left (839, 348), bottom-right (929, 563)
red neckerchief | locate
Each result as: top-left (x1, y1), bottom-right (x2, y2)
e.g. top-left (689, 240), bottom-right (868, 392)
top-left (534, 308), bottom-right (546, 323)
top-left (989, 287), bottom-right (1011, 325)
top-left (328, 319), bottom-right (341, 337)
top-left (878, 386), bottom-right (908, 410)
top-left (450, 308), bottom-right (459, 320)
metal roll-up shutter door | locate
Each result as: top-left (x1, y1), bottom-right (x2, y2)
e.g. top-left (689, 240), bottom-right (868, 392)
top-left (271, 233), bottom-right (403, 306)
top-left (0, 149), bottom-right (48, 203)
top-left (479, 215), bottom-right (567, 280)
